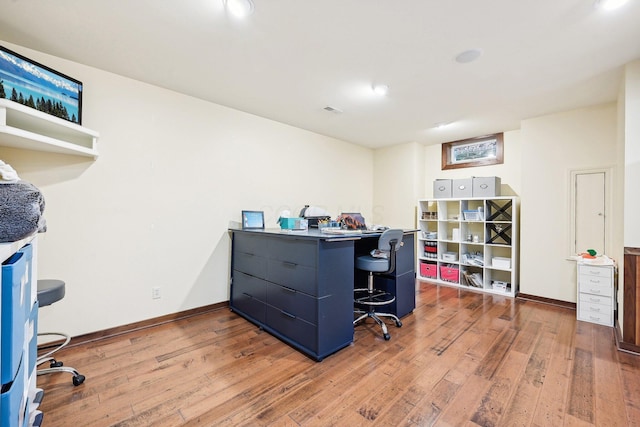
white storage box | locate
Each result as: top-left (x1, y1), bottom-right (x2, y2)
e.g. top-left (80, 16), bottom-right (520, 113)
top-left (473, 176), bottom-right (501, 197)
top-left (492, 281), bottom-right (509, 292)
top-left (452, 178), bottom-right (473, 198)
top-left (492, 257), bottom-right (511, 269)
top-left (442, 252), bottom-right (458, 262)
top-left (433, 179), bottom-right (452, 198)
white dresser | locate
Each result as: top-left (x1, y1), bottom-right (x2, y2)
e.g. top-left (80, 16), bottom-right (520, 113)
top-left (577, 263), bottom-right (615, 327)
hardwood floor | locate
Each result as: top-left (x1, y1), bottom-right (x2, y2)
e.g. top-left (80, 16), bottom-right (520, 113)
top-left (37, 282), bottom-right (640, 426)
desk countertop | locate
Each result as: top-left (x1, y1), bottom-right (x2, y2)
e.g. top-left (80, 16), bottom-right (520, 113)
top-left (229, 227), bottom-right (416, 241)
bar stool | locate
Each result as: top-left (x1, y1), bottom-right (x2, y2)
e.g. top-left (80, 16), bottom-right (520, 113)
top-left (37, 279), bottom-right (85, 386)
top-left (353, 229), bottom-right (404, 340)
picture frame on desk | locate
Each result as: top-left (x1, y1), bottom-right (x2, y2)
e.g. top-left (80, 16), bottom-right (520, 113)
top-left (442, 133), bottom-right (503, 170)
top-left (0, 45), bottom-right (83, 124)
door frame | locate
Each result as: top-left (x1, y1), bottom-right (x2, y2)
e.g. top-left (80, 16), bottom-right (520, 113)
top-left (569, 167), bottom-right (613, 257)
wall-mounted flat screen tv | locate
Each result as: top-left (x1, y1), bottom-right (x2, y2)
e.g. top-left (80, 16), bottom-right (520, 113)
top-left (0, 45), bottom-right (83, 125)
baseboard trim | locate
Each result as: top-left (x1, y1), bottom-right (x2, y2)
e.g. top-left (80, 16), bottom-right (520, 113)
top-left (615, 321), bottom-right (640, 356)
top-left (64, 302), bottom-right (229, 348)
top-left (516, 293), bottom-right (576, 310)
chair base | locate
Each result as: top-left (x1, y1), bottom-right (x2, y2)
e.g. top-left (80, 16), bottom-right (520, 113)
top-left (353, 270), bottom-right (402, 340)
top-left (37, 332), bottom-right (85, 386)
top-left (353, 308), bottom-right (402, 340)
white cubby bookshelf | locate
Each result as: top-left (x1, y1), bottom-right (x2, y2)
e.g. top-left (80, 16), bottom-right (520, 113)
top-left (416, 196), bottom-right (519, 297)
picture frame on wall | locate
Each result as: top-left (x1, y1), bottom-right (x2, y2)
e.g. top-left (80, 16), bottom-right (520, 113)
top-left (0, 45), bottom-right (83, 125)
top-left (442, 133), bottom-right (504, 170)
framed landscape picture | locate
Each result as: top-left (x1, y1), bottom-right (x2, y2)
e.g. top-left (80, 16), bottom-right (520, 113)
top-left (0, 45), bottom-right (82, 124)
top-left (442, 133), bottom-right (503, 170)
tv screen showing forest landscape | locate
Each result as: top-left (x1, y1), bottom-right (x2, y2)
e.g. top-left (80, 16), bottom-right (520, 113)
top-left (0, 45), bottom-right (82, 125)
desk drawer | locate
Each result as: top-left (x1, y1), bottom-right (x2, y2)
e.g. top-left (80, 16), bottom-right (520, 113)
top-left (266, 305), bottom-right (317, 352)
top-left (578, 277), bottom-right (612, 297)
top-left (231, 271), bottom-right (267, 323)
top-left (234, 233), bottom-right (268, 256)
top-left (578, 265), bottom-right (612, 279)
top-left (234, 251), bottom-right (267, 279)
top-left (578, 303), bottom-right (612, 326)
top-left (268, 238), bottom-right (317, 268)
top-left (579, 293), bottom-right (612, 307)
top-left (266, 282), bottom-right (317, 325)
top-left (267, 259), bottom-right (317, 296)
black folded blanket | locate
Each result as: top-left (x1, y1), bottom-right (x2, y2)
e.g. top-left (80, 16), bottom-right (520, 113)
top-left (0, 181), bottom-right (46, 243)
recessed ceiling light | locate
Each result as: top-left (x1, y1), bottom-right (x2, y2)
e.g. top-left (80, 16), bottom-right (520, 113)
top-left (223, 0), bottom-right (254, 18)
top-left (433, 121), bottom-right (454, 129)
top-left (594, 0), bottom-right (629, 10)
top-left (372, 84), bottom-right (389, 96)
top-left (455, 48), bottom-right (483, 64)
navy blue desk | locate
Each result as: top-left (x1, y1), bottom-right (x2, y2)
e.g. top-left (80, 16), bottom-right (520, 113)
top-left (228, 228), bottom-right (416, 361)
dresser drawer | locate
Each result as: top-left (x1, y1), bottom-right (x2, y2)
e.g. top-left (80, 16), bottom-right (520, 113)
top-left (266, 282), bottom-right (317, 325)
top-left (232, 270), bottom-right (267, 301)
top-left (266, 305), bottom-right (317, 352)
top-left (268, 238), bottom-right (317, 268)
top-left (578, 276), bottom-right (613, 297)
top-left (234, 251), bottom-right (267, 279)
top-left (578, 265), bottom-right (612, 279)
top-left (234, 233), bottom-right (268, 256)
top-left (579, 293), bottom-right (612, 307)
top-left (577, 303), bottom-right (613, 326)
top-left (231, 271), bottom-right (267, 323)
top-left (267, 259), bottom-right (317, 295)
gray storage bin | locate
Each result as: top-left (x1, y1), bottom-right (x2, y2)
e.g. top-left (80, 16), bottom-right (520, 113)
top-left (433, 179), bottom-right (452, 198)
top-left (473, 176), bottom-right (501, 197)
top-left (452, 178), bottom-right (473, 198)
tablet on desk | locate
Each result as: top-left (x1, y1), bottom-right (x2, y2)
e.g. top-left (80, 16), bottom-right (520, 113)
top-left (241, 210), bottom-right (265, 230)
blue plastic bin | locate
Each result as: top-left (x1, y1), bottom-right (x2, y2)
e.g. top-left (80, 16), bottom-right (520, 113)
top-left (17, 244), bottom-right (34, 319)
top-left (1, 251), bottom-right (27, 386)
top-left (0, 357), bottom-right (27, 427)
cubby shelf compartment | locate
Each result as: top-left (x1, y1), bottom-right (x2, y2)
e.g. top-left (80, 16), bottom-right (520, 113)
top-left (0, 99), bottom-right (100, 158)
top-left (417, 196), bottom-right (519, 297)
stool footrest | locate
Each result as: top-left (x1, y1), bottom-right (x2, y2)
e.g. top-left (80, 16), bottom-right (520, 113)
top-left (354, 289), bottom-right (395, 306)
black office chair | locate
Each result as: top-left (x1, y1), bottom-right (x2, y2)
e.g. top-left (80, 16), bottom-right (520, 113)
top-left (37, 279), bottom-right (85, 386)
top-left (353, 229), bottom-right (403, 340)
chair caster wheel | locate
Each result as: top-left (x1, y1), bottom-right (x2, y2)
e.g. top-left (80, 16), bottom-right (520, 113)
top-left (396, 320), bottom-right (403, 327)
top-left (50, 360), bottom-right (63, 368)
top-left (72, 375), bottom-right (85, 386)
top-left (383, 333), bottom-right (391, 341)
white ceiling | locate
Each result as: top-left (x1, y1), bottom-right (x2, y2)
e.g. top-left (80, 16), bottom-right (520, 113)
top-left (1, 0), bottom-right (639, 148)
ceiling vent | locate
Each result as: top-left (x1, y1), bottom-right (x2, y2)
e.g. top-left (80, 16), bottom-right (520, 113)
top-left (323, 106), bottom-right (343, 114)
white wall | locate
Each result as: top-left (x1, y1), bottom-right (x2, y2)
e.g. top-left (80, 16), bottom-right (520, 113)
top-left (520, 103), bottom-right (620, 302)
top-left (0, 42), bottom-right (374, 337)
top-left (373, 141), bottom-right (425, 228)
top-left (623, 61), bottom-right (640, 248)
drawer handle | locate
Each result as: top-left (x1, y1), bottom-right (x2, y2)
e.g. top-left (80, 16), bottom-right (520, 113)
top-left (280, 310), bottom-right (296, 319)
top-left (282, 287), bottom-right (296, 294)
top-left (589, 289), bottom-right (601, 294)
top-left (282, 261), bottom-right (297, 268)
top-left (589, 316), bottom-right (602, 321)
top-left (588, 271), bottom-right (601, 275)
top-left (589, 298), bottom-right (602, 303)
top-left (589, 307), bottom-right (601, 312)
top-left (589, 279), bottom-right (602, 284)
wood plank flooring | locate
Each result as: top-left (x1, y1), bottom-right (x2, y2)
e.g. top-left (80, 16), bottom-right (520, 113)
top-left (37, 282), bottom-right (640, 426)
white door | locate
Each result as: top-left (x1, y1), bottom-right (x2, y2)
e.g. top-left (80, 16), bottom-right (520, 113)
top-left (575, 172), bottom-right (606, 255)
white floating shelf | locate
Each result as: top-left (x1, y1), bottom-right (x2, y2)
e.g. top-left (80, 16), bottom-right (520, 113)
top-left (0, 98), bottom-right (100, 158)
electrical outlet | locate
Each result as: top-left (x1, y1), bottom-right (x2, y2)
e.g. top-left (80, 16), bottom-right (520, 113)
top-left (152, 287), bottom-right (161, 299)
